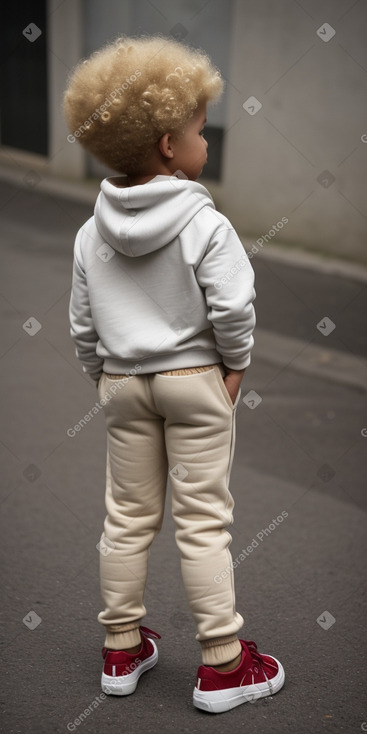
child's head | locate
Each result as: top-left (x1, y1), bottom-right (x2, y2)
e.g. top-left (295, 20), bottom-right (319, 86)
top-left (63, 35), bottom-right (223, 179)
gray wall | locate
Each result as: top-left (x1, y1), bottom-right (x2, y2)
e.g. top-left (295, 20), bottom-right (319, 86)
top-left (221, 0), bottom-right (367, 263)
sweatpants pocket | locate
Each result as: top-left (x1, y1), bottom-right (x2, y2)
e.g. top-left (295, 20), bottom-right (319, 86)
top-left (212, 365), bottom-right (241, 411)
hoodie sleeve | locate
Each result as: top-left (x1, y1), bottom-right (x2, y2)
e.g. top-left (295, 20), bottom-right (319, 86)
top-left (195, 223), bottom-right (256, 370)
top-left (69, 230), bottom-right (104, 383)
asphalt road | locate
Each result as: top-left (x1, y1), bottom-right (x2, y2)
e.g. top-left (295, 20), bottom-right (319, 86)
top-left (0, 179), bottom-right (366, 734)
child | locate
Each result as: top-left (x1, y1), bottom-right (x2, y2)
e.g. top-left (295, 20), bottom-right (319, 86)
top-left (64, 35), bottom-right (285, 714)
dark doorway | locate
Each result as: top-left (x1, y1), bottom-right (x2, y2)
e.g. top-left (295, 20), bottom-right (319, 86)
top-left (0, 0), bottom-right (48, 155)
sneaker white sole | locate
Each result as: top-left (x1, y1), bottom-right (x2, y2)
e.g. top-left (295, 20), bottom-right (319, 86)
top-left (101, 640), bottom-right (158, 696)
top-left (193, 656), bottom-right (285, 714)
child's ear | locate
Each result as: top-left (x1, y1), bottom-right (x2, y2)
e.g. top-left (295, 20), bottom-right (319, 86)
top-left (158, 133), bottom-right (174, 159)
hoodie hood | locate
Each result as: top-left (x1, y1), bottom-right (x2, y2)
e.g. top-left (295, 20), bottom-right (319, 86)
top-left (94, 175), bottom-right (215, 257)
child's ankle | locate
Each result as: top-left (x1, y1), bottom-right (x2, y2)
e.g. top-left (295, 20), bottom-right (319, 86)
top-left (122, 642), bottom-right (141, 654)
top-left (212, 652), bottom-right (242, 672)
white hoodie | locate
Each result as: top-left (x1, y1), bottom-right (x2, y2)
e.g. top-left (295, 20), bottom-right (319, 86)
top-left (69, 175), bottom-right (256, 382)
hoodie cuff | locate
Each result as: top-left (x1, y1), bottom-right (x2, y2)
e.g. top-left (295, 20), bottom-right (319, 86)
top-left (222, 353), bottom-right (251, 371)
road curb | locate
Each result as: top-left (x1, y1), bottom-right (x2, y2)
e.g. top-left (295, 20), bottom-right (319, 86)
top-left (241, 239), bottom-right (367, 284)
top-left (254, 328), bottom-right (367, 392)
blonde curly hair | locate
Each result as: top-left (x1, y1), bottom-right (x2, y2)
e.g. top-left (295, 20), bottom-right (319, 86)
top-left (63, 35), bottom-right (224, 174)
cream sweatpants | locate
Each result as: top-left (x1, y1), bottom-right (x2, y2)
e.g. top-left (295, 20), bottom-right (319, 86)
top-left (96, 362), bottom-right (244, 665)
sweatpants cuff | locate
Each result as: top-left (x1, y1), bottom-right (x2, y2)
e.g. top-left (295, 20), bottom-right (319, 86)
top-left (200, 634), bottom-right (242, 666)
top-left (103, 622), bottom-right (142, 650)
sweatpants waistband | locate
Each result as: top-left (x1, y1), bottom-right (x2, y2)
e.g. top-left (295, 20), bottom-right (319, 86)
top-left (104, 363), bottom-right (221, 379)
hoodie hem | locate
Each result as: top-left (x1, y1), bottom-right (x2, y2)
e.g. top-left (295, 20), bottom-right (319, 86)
top-left (102, 350), bottom-right (222, 375)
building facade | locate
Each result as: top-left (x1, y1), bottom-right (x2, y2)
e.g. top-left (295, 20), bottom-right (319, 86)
top-left (1, 0), bottom-right (366, 262)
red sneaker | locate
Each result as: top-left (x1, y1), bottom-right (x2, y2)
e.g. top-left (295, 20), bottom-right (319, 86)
top-left (101, 626), bottom-right (161, 696)
top-left (193, 639), bottom-right (285, 713)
